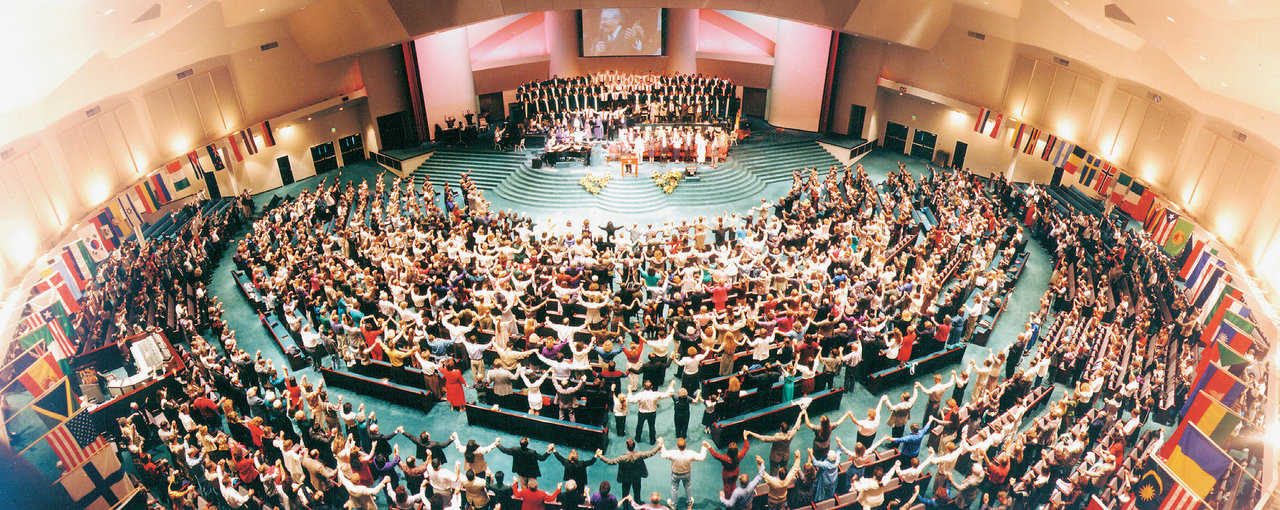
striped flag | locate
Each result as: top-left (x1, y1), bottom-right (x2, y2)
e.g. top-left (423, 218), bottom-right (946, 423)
top-left (131, 184), bottom-right (157, 213)
top-left (148, 173), bottom-right (172, 203)
top-left (1062, 145), bottom-right (1086, 174)
top-left (226, 134), bottom-right (244, 162)
top-left (187, 151), bottom-right (205, 178)
top-left (260, 121), bottom-right (276, 146)
top-left (44, 410), bottom-right (108, 471)
top-left (1023, 127), bottom-right (1040, 154)
top-left (1151, 210), bottom-right (1180, 245)
top-left (1041, 134), bottom-right (1059, 161)
top-left (240, 128), bottom-right (258, 155)
top-left (974, 108), bottom-right (992, 133)
top-left (1011, 122), bottom-right (1027, 149)
top-left (989, 114), bottom-right (1003, 139)
top-left (1179, 240), bottom-right (1211, 282)
top-left (1050, 141), bottom-right (1075, 168)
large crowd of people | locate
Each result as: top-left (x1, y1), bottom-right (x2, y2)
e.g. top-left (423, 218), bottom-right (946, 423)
top-left (13, 132), bottom-right (1271, 510)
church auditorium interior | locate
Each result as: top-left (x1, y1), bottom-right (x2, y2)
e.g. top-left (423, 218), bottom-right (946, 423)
top-left (2, 1), bottom-right (1280, 509)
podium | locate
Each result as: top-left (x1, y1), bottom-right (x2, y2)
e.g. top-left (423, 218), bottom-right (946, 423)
top-left (620, 156), bottom-right (639, 177)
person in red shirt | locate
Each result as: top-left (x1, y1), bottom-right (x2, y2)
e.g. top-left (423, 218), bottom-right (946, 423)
top-left (708, 432), bottom-right (751, 496)
top-left (513, 478), bottom-right (562, 510)
top-left (192, 395), bottom-right (220, 426)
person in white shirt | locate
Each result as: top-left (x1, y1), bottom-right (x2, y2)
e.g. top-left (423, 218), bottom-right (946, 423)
top-left (628, 380), bottom-right (675, 444)
top-left (659, 437), bottom-right (708, 509)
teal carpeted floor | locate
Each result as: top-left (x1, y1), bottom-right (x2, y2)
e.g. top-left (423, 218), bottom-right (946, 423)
top-left (206, 145), bottom-right (1054, 508)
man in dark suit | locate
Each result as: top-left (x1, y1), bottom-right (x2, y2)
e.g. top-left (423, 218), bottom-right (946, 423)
top-left (597, 438), bottom-right (663, 500)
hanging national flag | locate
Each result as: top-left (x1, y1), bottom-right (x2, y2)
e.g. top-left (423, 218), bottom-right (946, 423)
top-left (148, 173), bottom-right (172, 203)
top-left (1178, 240), bottom-right (1209, 281)
top-left (131, 183), bottom-right (156, 213)
top-left (1202, 297), bottom-right (1253, 345)
top-left (1109, 173), bottom-right (1131, 204)
top-left (187, 151), bottom-right (205, 179)
top-left (56, 443), bottom-right (134, 507)
top-left (40, 258), bottom-right (82, 301)
top-left (1164, 217), bottom-right (1195, 257)
top-left (59, 246), bottom-right (89, 292)
top-left (1208, 321), bottom-right (1258, 354)
top-left (1063, 145), bottom-right (1087, 174)
top-left (165, 160), bottom-right (191, 193)
top-left (0, 344), bottom-right (45, 389)
top-left (1132, 457), bottom-right (1203, 510)
top-left (989, 114), bottom-right (1003, 139)
top-left (1079, 153), bottom-right (1101, 187)
top-left (226, 134), bottom-right (244, 162)
top-left (1094, 161), bottom-right (1117, 196)
top-left (1151, 210), bottom-right (1180, 246)
top-left (1161, 423), bottom-right (1233, 499)
top-left (31, 377), bottom-right (81, 426)
top-left (14, 351), bottom-right (62, 397)
top-left (1196, 279), bottom-right (1241, 324)
top-left (1188, 261), bottom-right (1225, 307)
top-left (240, 128), bottom-right (258, 155)
top-left (1041, 134), bottom-right (1059, 161)
top-left (1086, 495), bottom-right (1111, 510)
top-left (260, 121), bottom-right (276, 146)
top-left (1011, 122), bottom-right (1027, 149)
top-left (206, 144), bottom-right (225, 171)
top-left (1181, 362), bottom-right (1245, 419)
top-left (29, 273), bottom-right (81, 315)
top-left (72, 240), bottom-right (101, 281)
top-left (1121, 179), bottom-right (1155, 220)
top-left (1023, 127), bottom-right (1040, 155)
top-left (974, 108), bottom-right (992, 133)
top-left (42, 409), bottom-right (108, 471)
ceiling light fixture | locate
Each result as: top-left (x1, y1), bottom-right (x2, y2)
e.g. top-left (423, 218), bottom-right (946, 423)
top-left (259, 8), bottom-right (265, 13)
top-left (1200, 55), bottom-right (1207, 61)
top-left (1167, 16), bottom-right (1175, 22)
top-left (1221, 81), bottom-right (1230, 87)
top-left (104, 8), bottom-right (115, 15)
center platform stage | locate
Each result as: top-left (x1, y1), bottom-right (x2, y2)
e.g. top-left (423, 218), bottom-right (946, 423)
top-left (408, 138), bottom-right (844, 219)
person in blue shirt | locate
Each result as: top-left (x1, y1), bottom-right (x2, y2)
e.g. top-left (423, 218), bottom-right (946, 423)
top-left (718, 457), bottom-right (765, 510)
top-left (885, 418), bottom-right (933, 460)
top-left (808, 448), bottom-right (841, 502)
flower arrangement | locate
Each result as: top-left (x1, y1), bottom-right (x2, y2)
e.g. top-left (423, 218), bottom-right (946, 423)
top-left (651, 169), bottom-right (683, 194)
top-left (580, 172), bottom-right (611, 194)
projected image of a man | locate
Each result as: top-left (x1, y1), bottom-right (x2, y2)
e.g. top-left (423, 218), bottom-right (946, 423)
top-left (594, 8), bottom-right (647, 54)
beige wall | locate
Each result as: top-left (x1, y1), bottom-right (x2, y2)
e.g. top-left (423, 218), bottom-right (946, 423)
top-left (0, 29), bottom-right (387, 285)
top-left (882, 25), bottom-right (1015, 110)
top-left (828, 34), bottom-right (886, 139)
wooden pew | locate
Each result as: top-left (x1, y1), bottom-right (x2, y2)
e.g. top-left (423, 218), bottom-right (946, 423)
top-left (319, 366), bottom-right (436, 413)
top-left (464, 403), bottom-right (608, 450)
top-left (861, 345), bottom-right (965, 393)
top-left (260, 313), bottom-right (307, 370)
top-left (710, 387), bottom-right (844, 447)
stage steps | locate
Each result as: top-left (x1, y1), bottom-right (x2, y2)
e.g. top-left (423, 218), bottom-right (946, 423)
top-left (410, 148), bottom-right (530, 190)
top-left (729, 139), bottom-right (843, 185)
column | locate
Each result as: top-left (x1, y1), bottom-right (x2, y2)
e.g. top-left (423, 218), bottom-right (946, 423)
top-left (546, 10), bottom-right (581, 78)
top-left (664, 8), bottom-right (698, 74)
top-left (414, 28), bottom-right (478, 139)
top-left (767, 20), bottom-right (832, 132)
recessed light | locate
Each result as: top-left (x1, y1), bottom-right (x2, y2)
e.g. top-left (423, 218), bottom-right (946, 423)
top-left (1064, 1), bottom-right (1071, 5)
top-left (103, 8), bottom-right (115, 15)
top-left (1221, 81), bottom-right (1230, 87)
top-left (1167, 16), bottom-right (1175, 22)
top-left (259, 7), bottom-right (265, 12)
top-left (1200, 55), bottom-right (1207, 61)
top-left (147, 31), bottom-right (155, 37)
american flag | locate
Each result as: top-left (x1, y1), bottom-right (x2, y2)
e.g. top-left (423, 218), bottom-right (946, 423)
top-left (47, 410), bottom-right (107, 471)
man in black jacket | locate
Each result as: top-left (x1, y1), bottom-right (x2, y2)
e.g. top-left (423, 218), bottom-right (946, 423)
top-left (596, 438), bottom-right (663, 500)
top-left (498, 437), bottom-right (553, 486)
